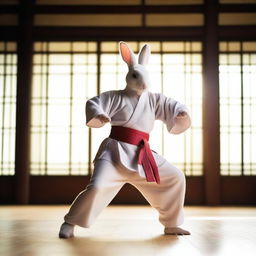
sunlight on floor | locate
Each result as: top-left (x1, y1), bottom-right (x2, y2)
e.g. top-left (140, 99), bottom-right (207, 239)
top-left (0, 206), bottom-right (256, 256)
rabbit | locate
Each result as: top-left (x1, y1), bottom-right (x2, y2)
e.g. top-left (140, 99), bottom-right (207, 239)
top-left (59, 42), bottom-right (191, 238)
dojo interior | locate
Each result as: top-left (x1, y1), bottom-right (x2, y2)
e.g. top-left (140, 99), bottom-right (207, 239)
top-left (0, 0), bottom-right (256, 255)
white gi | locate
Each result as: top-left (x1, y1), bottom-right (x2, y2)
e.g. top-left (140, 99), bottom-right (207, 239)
top-left (64, 89), bottom-right (191, 228)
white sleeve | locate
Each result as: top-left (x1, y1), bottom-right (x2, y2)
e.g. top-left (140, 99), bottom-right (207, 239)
top-left (154, 93), bottom-right (191, 134)
top-left (86, 91), bottom-right (112, 128)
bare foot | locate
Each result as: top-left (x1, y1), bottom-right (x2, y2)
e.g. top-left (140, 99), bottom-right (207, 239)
top-left (164, 227), bottom-right (191, 235)
top-left (59, 222), bottom-right (75, 239)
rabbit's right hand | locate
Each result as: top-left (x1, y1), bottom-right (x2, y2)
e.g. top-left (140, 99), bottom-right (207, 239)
top-left (96, 114), bottom-right (110, 124)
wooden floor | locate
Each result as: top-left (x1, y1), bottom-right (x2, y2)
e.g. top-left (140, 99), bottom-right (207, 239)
top-left (0, 206), bottom-right (256, 256)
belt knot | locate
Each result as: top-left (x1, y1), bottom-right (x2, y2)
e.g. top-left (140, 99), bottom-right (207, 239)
top-left (109, 126), bottom-right (160, 184)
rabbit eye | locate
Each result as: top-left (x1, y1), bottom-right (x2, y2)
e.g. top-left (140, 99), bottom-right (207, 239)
top-left (132, 73), bottom-right (138, 79)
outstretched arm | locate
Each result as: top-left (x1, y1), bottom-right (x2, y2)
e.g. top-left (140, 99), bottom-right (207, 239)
top-left (155, 93), bottom-right (191, 134)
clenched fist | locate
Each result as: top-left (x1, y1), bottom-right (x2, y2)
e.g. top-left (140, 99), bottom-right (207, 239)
top-left (176, 111), bottom-right (188, 119)
top-left (96, 114), bottom-right (110, 124)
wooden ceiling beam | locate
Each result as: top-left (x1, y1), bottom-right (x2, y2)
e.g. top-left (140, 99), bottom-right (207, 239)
top-left (219, 4), bottom-right (256, 13)
top-left (2, 3), bottom-right (256, 14)
top-left (33, 5), bottom-right (204, 14)
top-left (219, 25), bottom-right (256, 40)
top-left (32, 26), bottom-right (203, 41)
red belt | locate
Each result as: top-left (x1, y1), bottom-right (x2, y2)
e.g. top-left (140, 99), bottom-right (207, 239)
top-left (109, 126), bottom-right (160, 184)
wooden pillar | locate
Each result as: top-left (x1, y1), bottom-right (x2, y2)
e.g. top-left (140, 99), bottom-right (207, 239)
top-left (15, 0), bottom-right (34, 204)
top-left (203, 0), bottom-right (221, 205)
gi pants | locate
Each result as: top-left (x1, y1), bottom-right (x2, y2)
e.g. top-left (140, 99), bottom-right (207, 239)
top-left (64, 159), bottom-right (186, 228)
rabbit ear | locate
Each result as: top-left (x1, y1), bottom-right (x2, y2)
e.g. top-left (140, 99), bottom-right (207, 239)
top-left (119, 42), bottom-right (136, 66)
top-left (138, 44), bottom-right (150, 66)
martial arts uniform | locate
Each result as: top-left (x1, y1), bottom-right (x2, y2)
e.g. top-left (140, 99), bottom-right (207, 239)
top-left (64, 89), bottom-right (191, 228)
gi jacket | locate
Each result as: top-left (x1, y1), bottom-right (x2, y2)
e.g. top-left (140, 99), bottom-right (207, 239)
top-left (86, 90), bottom-right (191, 178)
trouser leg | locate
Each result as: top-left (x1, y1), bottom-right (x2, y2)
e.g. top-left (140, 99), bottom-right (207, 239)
top-left (131, 160), bottom-right (186, 227)
top-left (64, 159), bottom-right (125, 228)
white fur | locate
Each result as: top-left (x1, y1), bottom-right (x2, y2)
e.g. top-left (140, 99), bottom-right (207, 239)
top-left (120, 42), bottom-right (151, 96)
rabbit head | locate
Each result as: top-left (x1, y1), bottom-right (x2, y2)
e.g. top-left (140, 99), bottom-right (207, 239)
top-left (120, 41), bottom-right (151, 96)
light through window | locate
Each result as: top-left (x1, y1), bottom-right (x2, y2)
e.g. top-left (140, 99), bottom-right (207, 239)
top-left (0, 42), bottom-right (16, 176)
top-left (219, 41), bottom-right (256, 176)
top-left (31, 41), bottom-right (202, 176)
top-left (31, 42), bottom-right (97, 175)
